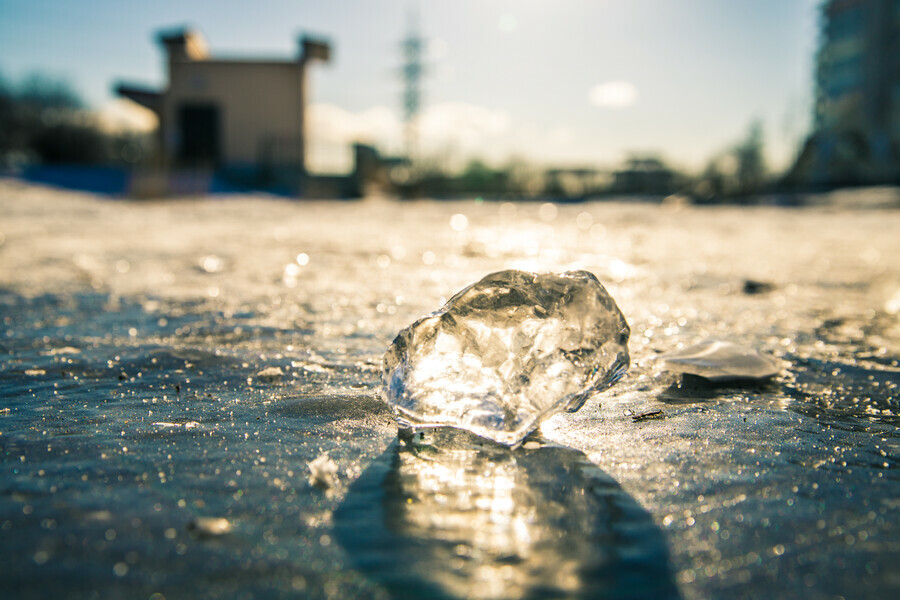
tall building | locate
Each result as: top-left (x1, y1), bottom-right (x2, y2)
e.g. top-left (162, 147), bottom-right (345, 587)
top-left (796, 0), bottom-right (900, 186)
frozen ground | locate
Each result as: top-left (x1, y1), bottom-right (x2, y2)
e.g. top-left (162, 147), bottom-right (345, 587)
top-left (1, 180), bottom-right (899, 599)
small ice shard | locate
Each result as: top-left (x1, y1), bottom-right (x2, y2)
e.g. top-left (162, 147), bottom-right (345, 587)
top-left (308, 452), bottom-right (339, 489)
top-left (187, 516), bottom-right (232, 537)
top-left (660, 340), bottom-right (780, 381)
top-left (382, 270), bottom-right (630, 447)
top-left (153, 420), bottom-right (201, 429)
top-left (256, 366), bottom-right (284, 378)
top-left (197, 254), bottom-right (225, 273)
top-left (742, 279), bottom-right (775, 295)
top-left (42, 346), bottom-right (81, 356)
top-left (631, 409), bottom-right (664, 422)
top-left (255, 366), bottom-right (284, 382)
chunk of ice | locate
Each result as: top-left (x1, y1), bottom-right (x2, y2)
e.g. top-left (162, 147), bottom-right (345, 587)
top-left (187, 517), bottom-right (232, 537)
top-left (256, 366), bottom-right (284, 381)
top-left (308, 452), bottom-right (339, 489)
top-left (382, 270), bottom-right (630, 446)
top-left (660, 340), bottom-right (780, 381)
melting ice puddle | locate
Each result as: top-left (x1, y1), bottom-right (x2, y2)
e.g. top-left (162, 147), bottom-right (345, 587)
top-left (381, 270), bottom-right (630, 446)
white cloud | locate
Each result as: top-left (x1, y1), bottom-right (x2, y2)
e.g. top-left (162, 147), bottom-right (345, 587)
top-left (307, 104), bottom-right (400, 146)
top-left (306, 104), bottom-right (402, 172)
top-left (420, 102), bottom-right (510, 152)
top-left (96, 98), bottom-right (158, 133)
top-left (307, 101), bottom-right (515, 171)
top-left (589, 80), bottom-right (639, 109)
top-left (308, 101), bottom-right (511, 152)
top-left (305, 101), bottom-right (602, 172)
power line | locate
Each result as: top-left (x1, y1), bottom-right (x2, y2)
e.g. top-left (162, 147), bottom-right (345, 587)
top-left (401, 10), bottom-right (424, 164)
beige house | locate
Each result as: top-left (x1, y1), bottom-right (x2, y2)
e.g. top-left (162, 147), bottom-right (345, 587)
top-left (118, 28), bottom-right (330, 187)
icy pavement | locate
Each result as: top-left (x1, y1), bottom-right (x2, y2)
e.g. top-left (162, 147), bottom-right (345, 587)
top-left (1, 180), bottom-right (899, 599)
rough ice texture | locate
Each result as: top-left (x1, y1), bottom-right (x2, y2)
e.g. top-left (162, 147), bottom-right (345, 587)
top-left (382, 270), bottom-right (630, 446)
top-left (661, 340), bottom-right (780, 381)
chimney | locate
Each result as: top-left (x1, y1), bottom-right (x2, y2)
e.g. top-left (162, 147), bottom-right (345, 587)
top-left (158, 28), bottom-right (209, 63)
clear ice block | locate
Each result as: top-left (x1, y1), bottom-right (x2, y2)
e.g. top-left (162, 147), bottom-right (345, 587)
top-left (382, 270), bottom-right (630, 446)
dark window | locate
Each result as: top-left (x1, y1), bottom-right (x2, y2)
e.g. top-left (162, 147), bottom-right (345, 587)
top-left (178, 104), bottom-right (220, 167)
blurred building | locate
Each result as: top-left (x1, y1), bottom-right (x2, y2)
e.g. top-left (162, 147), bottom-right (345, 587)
top-left (611, 157), bottom-right (676, 195)
top-left (117, 28), bottom-right (330, 193)
top-left (792, 0), bottom-right (900, 186)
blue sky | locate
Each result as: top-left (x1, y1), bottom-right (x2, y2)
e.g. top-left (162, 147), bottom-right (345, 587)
top-left (0, 0), bottom-right (821, 172)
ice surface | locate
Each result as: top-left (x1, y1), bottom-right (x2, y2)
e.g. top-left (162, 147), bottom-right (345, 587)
top-left (382, 270), bottom-right (630, 446)
top-left (661, 340), bottom-right (780, 381)
top-left (5, 183), bottom-right (900, 600)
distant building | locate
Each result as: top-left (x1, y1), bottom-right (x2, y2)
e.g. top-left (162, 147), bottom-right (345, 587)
top-left (117, 28), bottom-right (330, 192)
top-left (611, 157), bottom-right (675, 195)
top-left (544, 168), bottom-right (609, 199)
top-left (792, 0), bottom-right (900, 186)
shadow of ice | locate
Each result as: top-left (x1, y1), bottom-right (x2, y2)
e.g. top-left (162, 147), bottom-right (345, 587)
top-left (334, 428), bottom-right (680, 600)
